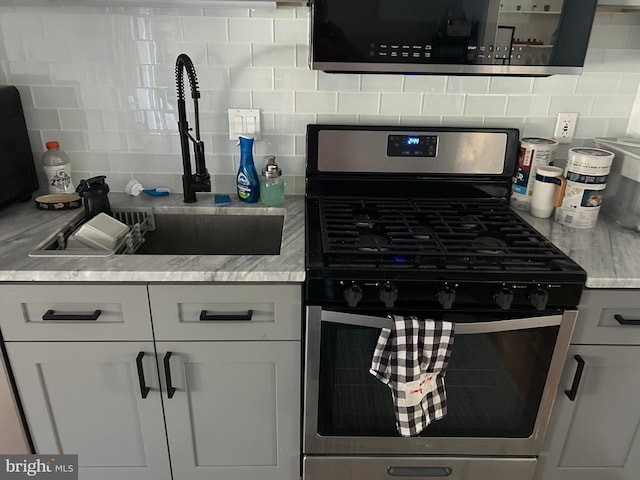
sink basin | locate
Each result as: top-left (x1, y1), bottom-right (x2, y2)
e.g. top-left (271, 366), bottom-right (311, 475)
top-left (135, 211), bottom-right (284, 255)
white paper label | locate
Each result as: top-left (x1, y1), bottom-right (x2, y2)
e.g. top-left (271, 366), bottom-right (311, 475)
top-left (403, 372), bottom-right (437, 408)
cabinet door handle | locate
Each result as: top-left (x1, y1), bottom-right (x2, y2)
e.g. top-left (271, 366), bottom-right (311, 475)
top-left (614, 314), bottom-right (640, 326)
top-left (564, 354), bottom-right (585, 401)
top-left (387, 466), bottom-right (452, 477)
top-left (42, 309), bottom-right (102, 321)
top-left (164, 352), bottom-right (176, 399)
top-left (199, 309), bottom-right (253, 321)
top-left (136, 352), bottom-right (150, 399)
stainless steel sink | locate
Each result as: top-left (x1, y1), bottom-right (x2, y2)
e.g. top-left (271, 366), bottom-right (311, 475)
top-left (29, 207), bottom-right (284, 257)
top-left (136, 212), bottom-right (284, 255)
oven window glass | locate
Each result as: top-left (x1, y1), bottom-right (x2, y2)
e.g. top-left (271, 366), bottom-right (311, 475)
top-left (317, 321), bottom-right (558, 437)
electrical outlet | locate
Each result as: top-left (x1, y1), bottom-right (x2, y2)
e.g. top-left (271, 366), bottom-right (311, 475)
top-left (554, 112), bottom-right (578, 144)
top-left (228, 109), bottom-right (261, 140)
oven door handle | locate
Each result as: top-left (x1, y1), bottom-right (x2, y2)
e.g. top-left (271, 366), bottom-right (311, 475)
top-left (320, 310), bottom-right (563, 334)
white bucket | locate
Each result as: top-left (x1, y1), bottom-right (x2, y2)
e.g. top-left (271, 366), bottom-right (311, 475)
top-left (511, 137), bottom-right (559, 210)
top-left (554, 147), bottom-right (615, 229)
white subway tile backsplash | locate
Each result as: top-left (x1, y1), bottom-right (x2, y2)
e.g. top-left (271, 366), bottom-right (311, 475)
top-left (403, 76), bottom-right (446, 94)
top-left (295, 91), bottom-right (337, 114)
top-left (208, 43), bottom-right (251, 66)
top-left (380, 93), bottom-right (422, 115)
top-left (576, 73), bottom-right (621, 94)
top-left (228, 18), bottom-right (272, 44)
top-left (274, 113), bottom-right (315, 134)
top-left (423, 94), bottom-right (465, 116)
top-left (592, 95), bottom-right (635, 117)
top-left (533, 75), bottom-right (578, 94)
top-left (275, 67), bottom-right (316, 91)
top-left (447, 77), bottom-right (490, 94)
top-left (230, 66), bottom-right (273, 90)
top-left (318, 72), bottom-right (359, 92)
top-left (361, 75), bottom-right (403, 92)
top-left (0, 12), bottom-right (44, 38)
top-left (31, 86), bottom-right (78, 109)
top-left (1, 7), bottom-right (639, 191)
top-left (548, 95), bottom-right (593, 116)
top-left (1, 38), bottom-right (26, 62)
top-left (183, 16), bottom-right (228, 42)
top-left (23, 38), bottom-right (70, 62)
top-left (506, 95), bottom-right (551, 117)
top-left (252, 90), bottom-right (294, 112)
top-left (489, 77), bottom-right (533, 94)
top-left (252, 44), bottom-right (296, 67)
top-left (337, 92), bottom-right (379, 115)
top-left (24, 108), bottom-right (60, 130)
top-left (274, 18), bottom-right (308, 44)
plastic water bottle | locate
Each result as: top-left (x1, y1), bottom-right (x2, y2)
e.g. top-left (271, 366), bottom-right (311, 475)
top-left (236, 136), bottom-right (260, 203)
top-left (42, 141), bottom-right (74, 194)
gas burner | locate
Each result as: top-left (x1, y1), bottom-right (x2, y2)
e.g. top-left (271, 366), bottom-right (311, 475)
top-left (410, 226), bottom-right (433, 240)
top-left (458, 215), bottom-right (481, 229)
top-left (358, 234), bottom-right (389, 252)
top-left (354, 214), bottom-right (375, 229)
top-left (473, 236), bottom-right (507, 254)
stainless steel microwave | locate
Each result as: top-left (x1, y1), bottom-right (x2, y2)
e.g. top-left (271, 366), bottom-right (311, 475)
top-left (310, 0), bottom-right (599, 76)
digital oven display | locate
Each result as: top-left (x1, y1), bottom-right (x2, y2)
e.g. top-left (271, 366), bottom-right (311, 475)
top-left (387, 134), bottom-right (438, 157)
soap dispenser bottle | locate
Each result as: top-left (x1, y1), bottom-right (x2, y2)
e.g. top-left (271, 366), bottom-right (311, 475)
top-left (260, 155), bottom-right (285, 206)
top-left (236, 136), bottom-right (260, 203)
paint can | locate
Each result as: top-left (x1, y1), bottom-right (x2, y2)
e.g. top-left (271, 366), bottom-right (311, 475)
top-left (554, 147), bottom-right (615, 229)
top-left (511, 137), bottom-right (559, 210)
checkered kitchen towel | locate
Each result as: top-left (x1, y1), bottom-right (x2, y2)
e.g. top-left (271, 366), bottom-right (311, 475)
top-left (370, 315), bottom-right (454, 437)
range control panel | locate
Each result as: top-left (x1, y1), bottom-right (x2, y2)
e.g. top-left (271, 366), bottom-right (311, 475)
top-left (387, 134), bottom-right (438, 157)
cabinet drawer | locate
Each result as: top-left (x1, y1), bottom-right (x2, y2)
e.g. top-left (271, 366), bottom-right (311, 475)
top-left (573, 289), bottom-right (640, 345)
top-left (0, 284), bottom-right (152, 341)
top-left (149, 284), bottom-right (302, 341)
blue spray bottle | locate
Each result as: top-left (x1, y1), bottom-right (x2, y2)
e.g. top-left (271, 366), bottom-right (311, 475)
top-left (236, 136), bottom-right (260, 203)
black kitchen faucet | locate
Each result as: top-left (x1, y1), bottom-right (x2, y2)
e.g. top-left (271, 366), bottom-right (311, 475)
top-left (175, 53), bottom-right (211, 203)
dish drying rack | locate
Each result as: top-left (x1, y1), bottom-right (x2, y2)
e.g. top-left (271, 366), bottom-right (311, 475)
top-left (29, 208), bottom-right (155, 257)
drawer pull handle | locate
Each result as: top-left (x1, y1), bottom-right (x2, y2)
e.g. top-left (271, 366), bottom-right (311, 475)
top-left (164, 352), bottom-right (176, 399)
top-left (387, 466), bottom-right (452, 477)
top-left (614, 314), bottom-right (640, 326)
top-left (136, 352), bottom-right (150, 399)
top-left (564, 354), bottom-right (585, 401)
top-left (42, 309), bottom-right (102, 321)
top-left (199, 310), bottom-right (253, 321)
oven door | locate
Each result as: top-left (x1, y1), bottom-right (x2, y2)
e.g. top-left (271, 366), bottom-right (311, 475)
top-left (303, 306), bottom-right (576, 456)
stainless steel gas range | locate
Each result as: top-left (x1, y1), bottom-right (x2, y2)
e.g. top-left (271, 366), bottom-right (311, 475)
top-left (302, 125), bottom-right (586, 480)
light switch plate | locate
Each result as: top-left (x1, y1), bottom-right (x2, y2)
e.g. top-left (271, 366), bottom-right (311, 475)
top-left (228, 108), bottom-right (261, 140)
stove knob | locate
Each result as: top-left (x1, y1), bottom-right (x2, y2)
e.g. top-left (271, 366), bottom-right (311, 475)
top-left (494, 287), bottom-right (514, 310)
top-left (529, 287), bottom-right (549, 311)
top-left (378, 282), bottom-right (398, 308)
top-left (343, 283), bottom-right (363, 307)
top-left (436, 286), bottom-right (456, 310)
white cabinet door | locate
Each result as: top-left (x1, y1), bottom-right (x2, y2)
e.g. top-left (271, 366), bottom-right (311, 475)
top-left (157, 340), bottom-right (300, 480)
top-left (5, 342), bottom-right (171, 480)
top-left (535, 345), bottom-right (640, 480)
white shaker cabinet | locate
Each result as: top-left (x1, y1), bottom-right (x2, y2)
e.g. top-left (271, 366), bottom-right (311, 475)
top-left (535, 289), bottom-right (640, 480)
top-left (148, 283), bottom-right (301, 480)
top-left (0, 282), bottom-right (302, 480)
top-left (4, 341), bottom-right (170, 480)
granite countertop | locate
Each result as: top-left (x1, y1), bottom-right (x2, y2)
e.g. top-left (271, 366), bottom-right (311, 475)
top-left (516, 210), bottom-right (640, 289)
top-left (0, 193), bottom-right (305, 283)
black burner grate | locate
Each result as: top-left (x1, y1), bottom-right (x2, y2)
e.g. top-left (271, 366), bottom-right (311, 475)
top-left (319, 198), bottom-right (565, 271)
